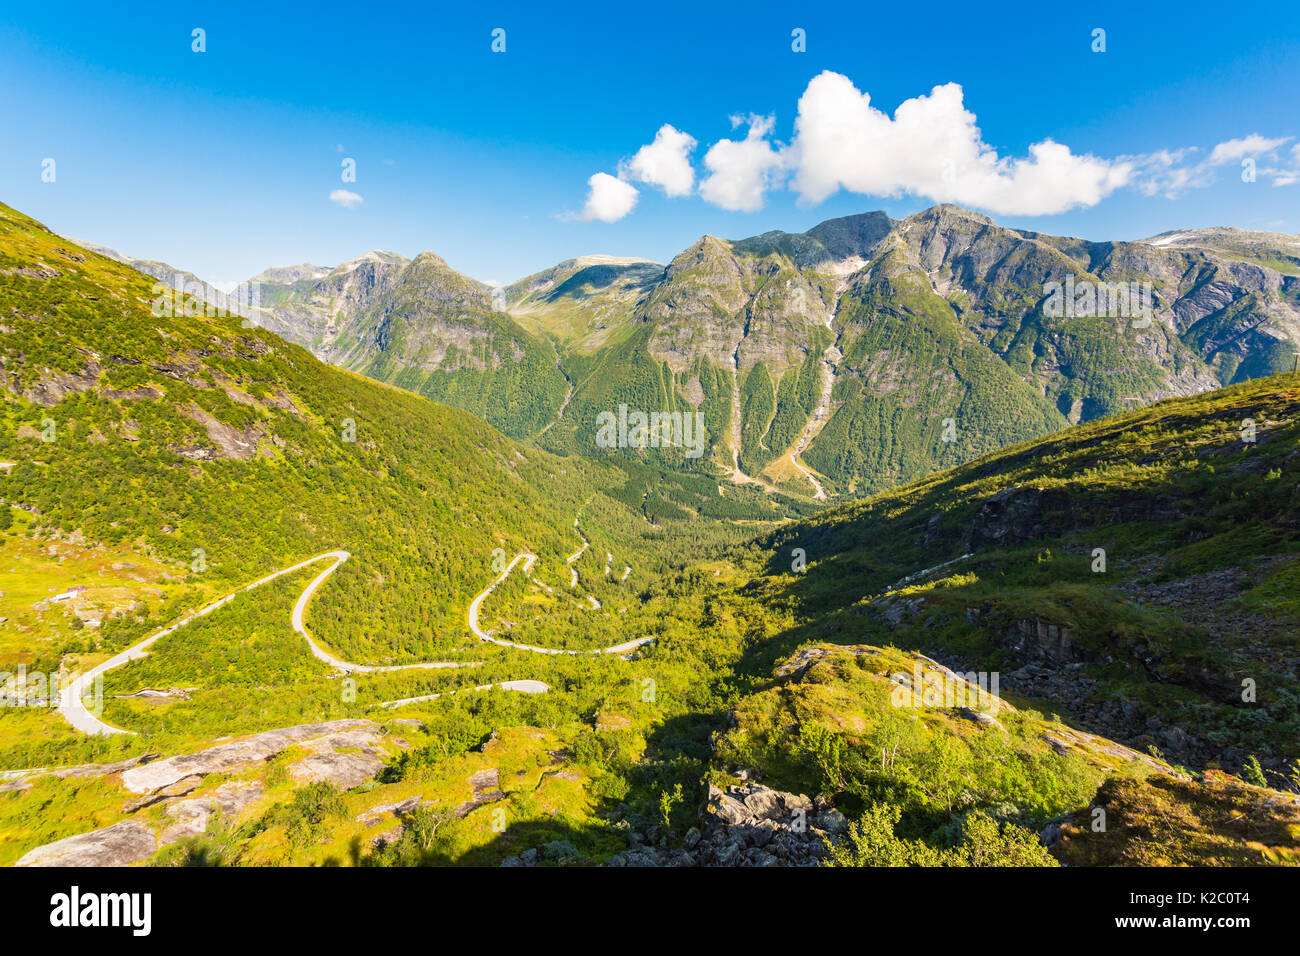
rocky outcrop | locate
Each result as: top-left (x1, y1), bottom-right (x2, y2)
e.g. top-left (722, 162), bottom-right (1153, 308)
top-left (160, 781), bottom-right (265, 844)
top-left (995, 616), bottom-right (1091, 665)
top-left (119, 719), bottom-right (381, 794)
top-left (178, 402), bottom-right (264, 460)
top-left (776, 644), bottom-right (879, 679)
top-left (967, 485), bottom-right (1076, 550)
top-left (965, 483), bottom-right (1183, 551)
top-left (15, 780), bottom-right (269, 866)
top-left (599, 782), bottom-right (846, 868)
top-left (278, 724), bottom-right (391, 791)
top-left (13, 362), bottom-right (101, 407)
top-left (14, 719), bottom-right (401, 866)
top-left (15, 820), bottom-right (156, 867)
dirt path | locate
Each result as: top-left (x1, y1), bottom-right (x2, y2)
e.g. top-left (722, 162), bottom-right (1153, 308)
top-left (726, 356), bottom-right (781, 492)
top-left (789, 453), bottom-right (827, 500)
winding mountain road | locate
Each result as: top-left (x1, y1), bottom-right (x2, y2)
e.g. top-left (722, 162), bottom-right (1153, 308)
top-left (292, 552), bottom-right (476, 675)
top-left (468, 552), bottom-right (650, 655)
top-left (58, 532), bottom-right (652, 736)
top-left (58, 551), bottom-right (483, 736)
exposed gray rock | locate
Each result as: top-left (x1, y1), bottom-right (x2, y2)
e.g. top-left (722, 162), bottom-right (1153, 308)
top-left (600, 782), bottom-right (839, 868)
top-left (160, 781), bottom-right (266, 844)
top-left (288, 750), bottom-right (385, 791)
top-left (15, 820), bottom-right (156, 868)
top-left (119, 719), bottom-right (380, 794)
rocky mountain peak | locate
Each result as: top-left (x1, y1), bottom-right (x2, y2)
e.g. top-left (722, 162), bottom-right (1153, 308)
top-left (407, 250), bottom-right (454, 271)
top-left (332, 250), bottom-right (410, 274)
top-left (248, 262), bottom-right (332, 285)
top-left (804, 210), bottom-right (894, 261)
top-left (907, 203), bottom-right (996, 226)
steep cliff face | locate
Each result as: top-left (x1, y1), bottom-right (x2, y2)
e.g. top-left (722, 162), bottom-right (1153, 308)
top-left (803, 243), bottom-right (1066, 493)
top-left (580, 205), bottom-right (1300, 493)
top-left (893, 205), bottom-right (1300, 422)
top-left (243, 250), bottom-right (411, 361)
top-left (638, 236), bottom-right (834, 378)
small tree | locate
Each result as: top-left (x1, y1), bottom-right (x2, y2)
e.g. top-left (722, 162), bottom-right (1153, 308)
top-left (953, 811), bottom-right (1058, 867)
top-left (1241, 754), bottom-right (1268, 788)
top-left (825, 803), bottom-right (943, 867)
top-left (405, 804), bottom-right (454, 852)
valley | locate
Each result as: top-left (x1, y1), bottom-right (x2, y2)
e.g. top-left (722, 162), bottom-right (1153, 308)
top-left (2, 197), bottom-right (1299, 870)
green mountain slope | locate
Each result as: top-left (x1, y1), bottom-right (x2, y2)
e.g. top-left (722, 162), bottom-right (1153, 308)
top-left (505, 255), bottom-right (663, 353)
top-left (653, 373), bottom-right (1300, 866)
top-left (803, 238), bottom-right (1066, 493)
top-left (6, 194), bottom-right (1298, 869)
top-left (542, 206), bottom-right (1300, 496)
top-left (244, 250), bottom-right (570, 440)
top-left (746, 374), bottom-right (1300, 781)
top-left (0, 200), bottom-right (642, 749)
top-left (0, 197), bottom-right (798, 763)
top-left (347, 252), bottom-right (569, 438)
top-left (4, 193), bottom-right (1297, 868)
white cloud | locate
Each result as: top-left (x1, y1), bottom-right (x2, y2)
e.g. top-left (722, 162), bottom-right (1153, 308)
top-left (1126, 149), bottom-right (1211, 197)
top-left (1130, 135), bottom-right (1297, 195)
top-left (698, 114), bottom-right (787, 212)
top-left (783, 72), bottom-right (1130, 216)
top-left (1269, 145), bottom-right (1300, 187)
top-left (1206, 134), bottom-right (1292, 166)
top-left (582, 72), bottom-right (1298, 220)
top-left (620, 124), bottom-right (698, 197)
top-left (578, 172), bottom-right (639, 222)
top-left (329, 189), bottom-right (364, 208)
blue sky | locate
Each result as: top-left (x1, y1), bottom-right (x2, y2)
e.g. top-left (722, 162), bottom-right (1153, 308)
top-left (2, 1), bottom-right (1298, 287)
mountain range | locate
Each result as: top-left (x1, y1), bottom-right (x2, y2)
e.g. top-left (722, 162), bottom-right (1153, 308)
top-left (112, 204), bottom-right (1300, 499)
